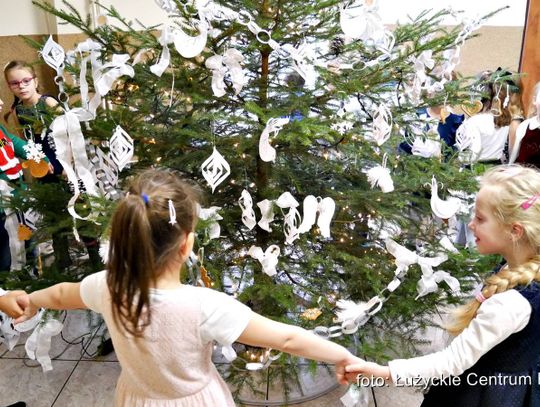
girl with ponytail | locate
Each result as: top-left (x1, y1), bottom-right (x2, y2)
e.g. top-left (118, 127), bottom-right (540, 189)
top-left (14, 168), bottom-right (361, 406)
top-left (346, 164), bottom-right (540, 407)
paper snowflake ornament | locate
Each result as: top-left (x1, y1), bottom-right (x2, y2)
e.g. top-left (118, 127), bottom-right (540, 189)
top-left (109, 126), bottom-right (134, 172)
top-left (201, 147), bottom-right (230, 193)
top-left (41, 36), bottom-right (65, 71)
top-left (22, 140), bottom-right (46, 163)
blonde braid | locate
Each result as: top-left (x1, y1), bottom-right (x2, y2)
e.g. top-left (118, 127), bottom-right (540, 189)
top-left (447, 258), bottom-right (540, 335)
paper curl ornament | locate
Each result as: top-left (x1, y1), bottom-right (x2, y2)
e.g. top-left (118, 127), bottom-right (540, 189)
top-left (201, 147), bottom-right (230, 193)
top-left (238, 189), bottom-right (257, 230)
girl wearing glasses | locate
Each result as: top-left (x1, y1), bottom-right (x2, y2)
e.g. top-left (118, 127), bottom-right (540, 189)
top-left (3, 60), bottom-right (62, 179)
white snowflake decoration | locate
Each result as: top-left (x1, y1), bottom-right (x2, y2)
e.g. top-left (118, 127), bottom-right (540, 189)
top-left (41, 36), bottom-right (65, 71)
top-left (22, 140), bottom-right (46, 163)
top-left (109, 126), bottom-right (134, 172)
top-left (201, 147), bottom-right (230, 193)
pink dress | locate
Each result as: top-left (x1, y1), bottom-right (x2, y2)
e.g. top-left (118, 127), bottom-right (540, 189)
top-left (81, 272), bottom-right (251, 407)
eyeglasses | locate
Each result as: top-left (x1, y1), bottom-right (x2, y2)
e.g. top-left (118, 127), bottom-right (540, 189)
top-left (7, 77), bottom-right (35, 89)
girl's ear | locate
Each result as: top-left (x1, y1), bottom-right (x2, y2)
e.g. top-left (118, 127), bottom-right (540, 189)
top-left (179, 232), bottom-right (195, 258)
top-left (510, 223), bottom-right (525, 241)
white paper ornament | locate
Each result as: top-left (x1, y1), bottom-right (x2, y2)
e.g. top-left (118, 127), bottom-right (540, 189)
top-left (371, 103), bottom-right (392, 145)
top-left (22, 140), bottom-right (46, 163)
top-left (257, 199), bottom-right (275, 232)
top-left (41, 36), bottom-right (65, 71)
top-left (173, 18), bottom-right (209, 59)
top-left (154, 0), bottom-right (179, 13)
top-left (238, 189), bottom-right (257, 230)
top-left (365, 154), bottom-right (394, 193)
top-left (248, 244), bottom-right (280, 276)
top-left (429, 176), bottom-right (461, 220)
top-left (201, 147), bottom-right (230, 193)
top-left (411, 137), bottom-right (442, 158)
top-left (89, 145), bottom-right (119, 199)
top-left (259, 117), bottom-right (290, 162)
top-left (205, 55), bottom-right (228, 97)
top-left (198, 205), bottom-right (223, 239)
top-left (109, 125), bottom-right (134, 172)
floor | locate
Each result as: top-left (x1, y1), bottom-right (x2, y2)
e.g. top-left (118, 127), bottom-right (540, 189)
top-left (0, 310), bottom-right (430, 407)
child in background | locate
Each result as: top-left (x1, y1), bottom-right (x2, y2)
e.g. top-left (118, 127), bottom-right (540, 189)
top-left (4, 60), bottom-right (102, 272)
top-left (509, 82), bottom-right (540, 167)
top-left (16, 169), bottom-right (361, 406)
top-left (3, 61), bottom-right (61, 179)
top-left (345, 164), bottom-right (540, 407)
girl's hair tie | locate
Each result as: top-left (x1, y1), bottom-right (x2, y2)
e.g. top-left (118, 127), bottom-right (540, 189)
top-left (521, 194), bottom-right (540, 210)
top-left (141, 193), bottom-right (149, 205)
top-left (475, 292), bottom-right (487, 303)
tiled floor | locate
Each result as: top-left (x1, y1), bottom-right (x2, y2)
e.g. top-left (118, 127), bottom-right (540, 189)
top-left (0, 310), bottom-right (428, 407)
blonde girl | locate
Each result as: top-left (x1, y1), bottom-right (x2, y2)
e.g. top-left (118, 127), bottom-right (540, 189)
top-left (345, 165), bottom-right (540, 407)
top-left (16, 169), bottom-right (361, 406)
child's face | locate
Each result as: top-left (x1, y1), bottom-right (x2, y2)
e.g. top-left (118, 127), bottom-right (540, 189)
top-left (468, 187), bottom-right (512, 256)
top-left (5, 68), bottom-right (38, 103)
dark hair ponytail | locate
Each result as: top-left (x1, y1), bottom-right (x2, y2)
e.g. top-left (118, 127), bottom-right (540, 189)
top-left (106, 169), bottom-right (199, 336)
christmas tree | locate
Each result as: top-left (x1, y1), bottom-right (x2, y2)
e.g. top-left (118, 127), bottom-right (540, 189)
top-left (5, 0), bottom-right (503, 403)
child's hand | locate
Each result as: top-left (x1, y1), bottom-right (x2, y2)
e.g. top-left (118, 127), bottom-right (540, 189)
top-left (345, 361), bottom-right (392, 383)
top-left (335, 354), bottom-right (366, 385)
top-left (0, 290), bottom-right (27, 318)
top-left (13, 293), bottom-right (38, 324)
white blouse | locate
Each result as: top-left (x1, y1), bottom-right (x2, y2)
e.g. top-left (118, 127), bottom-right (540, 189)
top-left (389, 289), bottom-right (531, 383)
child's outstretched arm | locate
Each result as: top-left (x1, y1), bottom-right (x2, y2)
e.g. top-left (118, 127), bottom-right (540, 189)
top-left (0, 289), bottom-right (27, 318)
top-left (237, 313), bottom-right (363, 384)
top-left (14, 282), bottom-right (86, 323)
top-left (344, 360), bottom-right (391, 383)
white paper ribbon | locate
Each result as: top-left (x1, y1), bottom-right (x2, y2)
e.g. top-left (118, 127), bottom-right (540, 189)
top-left (238, 189), bottom-right (257, 230)
top-left (25, 318), bottom-right (63, 372)
top-left (94, 54), bottom-right (135, 96)
top-left (385, 238), bottom-right (447, 277)
top-left (276, 192), bottom-right (301, 244)
top-left (416, 270), bottom-right (460, 299)
top-left (340, 384), bottom-right (370, 407)
top-left (0, 180), bottom-right (26, 270)
top-left (49, 111), bottom-right (99, 220)
top-left (150, 25), bottom-right (174, 77)
top-left (248, 245), bottom-right (280, 277)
